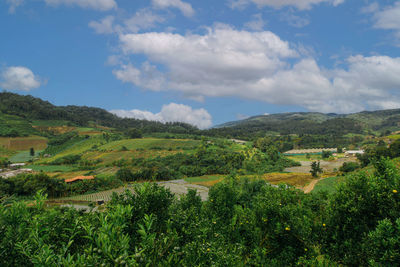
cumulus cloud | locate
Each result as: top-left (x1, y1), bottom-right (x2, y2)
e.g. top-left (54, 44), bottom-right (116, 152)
top-left (230, 0), bottom-right (344, 10)
top-left (110, 103), bottom-right (212, 129)
top-left (152, 0), bottom-right (195, 17)
top-left (113, 62), bottom-right (166, 91)
top-left (369, 1), bottom-right (400, 39)
top-left (89, 9), bottom-right (166, 35)
top-left (6, 0), bottom-right (116, 12)
top-left (114, 24), bottom-right (400, 113)
top-left (280, 12), bottom-right (310, 28)
top-left (44, 0), bottom-right (117, 11)
top-left (124, 9), bottom-right (166, 33)
top-left (89, 16), bottom-right (115, 34)
top-left (244, 13), bottom-right (266, 31)
top-left (6, 0), bottom-right (24, 13)
top-left (0, 66), bottom-right (42, 91)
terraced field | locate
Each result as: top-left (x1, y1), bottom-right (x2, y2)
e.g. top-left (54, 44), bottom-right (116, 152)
top-left (0, 136), bottom-right (48, 151)
top-left (10, 150), bottom-right (43, 163)
top-left (39, 137), bottom-right (201, 165)
top-left (99, 138), bottom-right (200, 151)
top-left (61, 180), bottom-right (210, 202)
top-left (62, 186), bottom-right (134, 202)
top-left (38, 136), bottom-right (105, 163)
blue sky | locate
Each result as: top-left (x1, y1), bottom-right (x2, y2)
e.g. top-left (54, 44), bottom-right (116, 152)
top-left (1, 0), bottom-right (400, 128)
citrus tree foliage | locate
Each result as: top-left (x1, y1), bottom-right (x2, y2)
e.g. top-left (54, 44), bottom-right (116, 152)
top-left (1, 158), bottom-right (400, 266)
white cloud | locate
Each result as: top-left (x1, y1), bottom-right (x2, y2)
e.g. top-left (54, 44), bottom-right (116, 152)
top-left (110, 103), bottom-right (212, 129)
top-left (6, 0), bottom-right (24, 13)
top-left (370, 2), bottom-right (400, 38)
top-left (114, 25), bottom-right (400, 113)
top-left (6, 0), bottom-right (116, 12)
top-left (244, 13), bottom-right (265, 31)
top-left (0, 66), bottom-right (42, 91)
top-left (89, 16), bottom-right (115, 34)
top-left (113, 62), bottom-right (166, 91)
top-left (230, 0), bottom-right (344, 10)
top-left (236, 113), bottom-right (250, 120)
top-left (280, 12), bottom-right (310, 28)
top-left (124, 9), bottom-right (166, 33)
top-left (89, 9), bottom-right (166, 35)
top-left (152, 0), bottom-right (195, 17)
top-left (44, 0), bottom-right (117, 11)
top-left (360, 2), bottom-right (379, 14)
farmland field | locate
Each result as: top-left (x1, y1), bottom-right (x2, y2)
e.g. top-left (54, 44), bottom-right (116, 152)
top-left (9, 150), bottom-right (43, 163)
top-left (312, 176), bottom-right (343, 194)
top-left (38, 136), bottom-right (105, 163)
top-left (184, 172), bottom-right (318, 189)
top-left (26, 165), bottom-right (76, 172)
top-left (84, 150), bottom-right (183, 165)
top-left (258, 172), bottom-right (316, 188)
top-left (31, 120), bottom-right (72, 127)
top-left (99, 138), bottom-right (201, 151)
top-left (185, 175), bottom-right (225, 187)
top-left (62, 186), bottom-right (134, 202)
top-left (0, 136), bottom-right (48, 151)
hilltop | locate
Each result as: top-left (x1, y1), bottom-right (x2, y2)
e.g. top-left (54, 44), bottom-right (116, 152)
top-left (0, 92), bottom-right (199, 137)
top-left (211, 110), bottom-right (400, 137)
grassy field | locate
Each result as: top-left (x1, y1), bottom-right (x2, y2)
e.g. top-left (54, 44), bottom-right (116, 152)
top-left (258, 172), bottom-right (315, 187)
top-left (26, 165), bottom-right (76, 172)
top-left (9, 150), bottom-right (43, 163)
top-left (0, 136), bottom-right (48, 151)
top-left (184, 172), bottom-right (317, 188)
top-left (99, 138), bottom-right (201, 151)
top-left (312, 176), bottom-right (343, 194)
top-left (387, 134), bottom-right (400, 140)
top-left (61, 186), bottom-right (134, 202)
top-left (185, 175), bottom-right (225, 187)
top-left (38, 136), bottom-right (105, 163)
top-left (31, 120), bottom-right (72, 127)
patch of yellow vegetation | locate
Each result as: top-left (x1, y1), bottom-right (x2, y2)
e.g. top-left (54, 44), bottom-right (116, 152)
top-left (259, 172), bottom-right (315, 187)
top-left (0, 136), bottom-right (48, 151)
top-left (33, 126), bottom-right (76, 134)
top-left (49, 171), bottom-right (89, 179)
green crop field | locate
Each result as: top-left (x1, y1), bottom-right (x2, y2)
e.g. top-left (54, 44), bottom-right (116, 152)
top-left (38, 136), bottom-right (105, 163)
top-left (388, 134), bottom-right (400, 140)
top-left (0, 136), bottom-right (48, 151)
top-left (63, 186), bottom-right (134, 202)
top-left (31, 120), bottom-right (72, 127)
top-left (312, 176), bottom-right (343, 194)
top-left (25, 165), bottom-right (76, 172)
top-left (99, 138), bottom-right (201, 151)
top-left (10, 150), bottom-right (43, 163)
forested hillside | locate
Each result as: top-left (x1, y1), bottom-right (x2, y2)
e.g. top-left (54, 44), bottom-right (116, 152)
top-left (211, 110), bottom-right (400, 138)
top-left (0, 92), bottom-right (199, 136)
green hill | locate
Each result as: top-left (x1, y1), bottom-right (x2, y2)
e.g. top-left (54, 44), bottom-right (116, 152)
top-left (211, 109), bottom-right (400, 138)
top-left (0, 92), bottom-right (199, 137)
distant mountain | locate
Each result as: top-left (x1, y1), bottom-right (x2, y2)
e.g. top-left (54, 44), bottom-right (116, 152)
top-left (211, 110), bottom-right (400, 137)
top-left (0, 92), bottom-right (198, 137)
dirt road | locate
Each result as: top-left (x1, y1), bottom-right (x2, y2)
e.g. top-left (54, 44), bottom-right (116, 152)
top-left (302, 178), bottom-right (325, 193)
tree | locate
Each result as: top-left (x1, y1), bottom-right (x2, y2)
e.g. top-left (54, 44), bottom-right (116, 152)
top-left (30, 147), bottom-right (35, 157)
top-left (116, 168), bottom-right (135, 181)
top-left (0, 157), bottom-right (10, 168)
top-left (127, 128), bottom-right (142, 139)
top-left (310, 161), bottom-right (322, 177)
top-left (321, 150), bottom-right (332, 159)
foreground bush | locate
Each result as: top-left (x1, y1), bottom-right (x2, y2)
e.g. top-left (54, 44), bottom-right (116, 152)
top-left (0, 158), bottom-right (399, 266)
